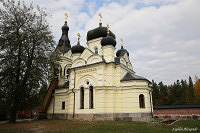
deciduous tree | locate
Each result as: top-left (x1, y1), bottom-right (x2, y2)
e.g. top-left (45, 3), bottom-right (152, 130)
top-left (0, 0), bottom-right (59, 122)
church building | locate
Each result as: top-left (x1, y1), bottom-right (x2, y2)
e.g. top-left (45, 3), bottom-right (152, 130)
top-left (42, 13), bottom-right (153, 121)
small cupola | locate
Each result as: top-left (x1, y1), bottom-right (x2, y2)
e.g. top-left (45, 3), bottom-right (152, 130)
top-left (101, 24), bottom-right (116, 47)
top-left (61, 13), bottom-right (69, 34)
top-left (57, 13), bottom-right (71, 55)
top-left (61, 22), bottom-right (69, 34)
top-left (71, 33), bottom-right (85, 54)
top-left (116, 38), bottom-right (129, 57)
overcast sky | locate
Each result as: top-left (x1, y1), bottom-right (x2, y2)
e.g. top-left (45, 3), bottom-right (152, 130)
top-left (1, 0), bottom-right (200, 84)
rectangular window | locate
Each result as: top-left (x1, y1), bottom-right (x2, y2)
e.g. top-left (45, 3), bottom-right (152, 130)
top-left (80, 87), bottom-right (84, 109)
top-left (89, 86), bottom-right (94, 109)
top-left (62, 101), bottom-right (65, 110)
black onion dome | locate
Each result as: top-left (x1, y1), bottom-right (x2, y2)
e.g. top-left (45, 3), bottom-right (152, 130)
top-left (101, 34), bottom-right (116, 47)
top-left (71, 42), bottom-right (85, 54)
top-left (116, 46), bottom-right (129, 57)
top-left (87, 25), bottom-right (115, 41)
top-left (57, 22), bottom-right (71, 54)
top-left (62, 22), bottom-right (69, 33)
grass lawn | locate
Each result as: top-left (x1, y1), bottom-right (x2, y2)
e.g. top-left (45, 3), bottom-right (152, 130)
top-left (0, 119), bottom-right (199, 133)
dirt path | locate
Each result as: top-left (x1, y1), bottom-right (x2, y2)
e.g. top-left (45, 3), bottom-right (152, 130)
top-left (28, 121), bottom-right (46, 133)
top-left (0, 119), bottom-right (47, 132)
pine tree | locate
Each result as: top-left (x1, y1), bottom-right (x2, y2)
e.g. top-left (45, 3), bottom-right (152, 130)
top-left (194, 76), bottom-right (200, 104)
top-left (185, 76), bottom-right (194, 104)
top-left (158, 82), bottom-right (167, 105)
top-left (151, 80), bottom-right (159, 105)
top-left (166, 85), bottom-right (175, 105)
top-left (180, 79), bottom-right (187, 104)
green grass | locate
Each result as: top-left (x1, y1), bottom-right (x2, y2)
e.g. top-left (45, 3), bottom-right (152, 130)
top-left (175, 120), bottom-right (200, 128)
top-left (0, 119), bottom-right (199, 133)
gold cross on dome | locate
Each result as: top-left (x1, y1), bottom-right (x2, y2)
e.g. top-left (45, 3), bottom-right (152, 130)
top-left (64, 12), bottom-right (68, 23)
top-left (107, 24), bottom-right (110, 34)
top-left (99, 13), bottom-right (102, 25)
top-left (120, 38), bottom-right (124, 48)
top-left (77, 32), bottom-right (81, 42)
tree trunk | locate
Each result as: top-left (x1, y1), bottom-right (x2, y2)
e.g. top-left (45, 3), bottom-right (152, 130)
top-left (9, 106), bottom-right (17, 123)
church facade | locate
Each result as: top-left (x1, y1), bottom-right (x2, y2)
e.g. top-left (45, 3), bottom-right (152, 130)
top-left (44, 14), bottom-right (153, 121)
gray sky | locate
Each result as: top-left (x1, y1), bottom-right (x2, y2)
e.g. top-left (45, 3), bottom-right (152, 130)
top-left (1, 0), bottom-right (200, 84)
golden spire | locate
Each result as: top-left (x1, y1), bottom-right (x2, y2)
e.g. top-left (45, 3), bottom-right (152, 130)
top-left (120, 38), bottom-right (123, 48)
top-left (64, 12), bottom-right (68, 23)
top-left (77, 32), bottom-right (81, 43)
top-left (99, 13), bottom-right (102, 25)
top-left (107, 24), bottom-right (110, 34)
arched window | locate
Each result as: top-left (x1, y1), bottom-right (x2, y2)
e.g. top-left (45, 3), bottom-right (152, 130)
top-left (89, 86), bottom-right (94, 109)
top-left (80, 87), bottom-right (84, 109)
top-left (94, 47), bottom-right (98, 54)
top-left (65, 68), bottom-right (69, 81)
top-left (59, 65), bottom-right (62, 77)
top-left (139, 94), bottom-right (145, 108)
top-left (64, 65), bottom-right (68, 76)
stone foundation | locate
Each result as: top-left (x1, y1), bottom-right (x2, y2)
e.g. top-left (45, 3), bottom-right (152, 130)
top-left (47, 113), bottom-right (68, 119)
top-left (46, 113), bottom-right (153, 122)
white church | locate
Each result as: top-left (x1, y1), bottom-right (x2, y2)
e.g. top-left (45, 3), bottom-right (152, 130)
top-left (42, 13), bottom-right (153, 121)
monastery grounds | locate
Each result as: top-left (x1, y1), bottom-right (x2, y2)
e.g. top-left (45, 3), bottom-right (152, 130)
top-left (0, 119), bottom-right (199, 132)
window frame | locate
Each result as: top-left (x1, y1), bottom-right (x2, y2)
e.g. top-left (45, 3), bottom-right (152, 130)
top-left (80, 87), bottom-right (84, 109)
top-left (62, 101), bottom-right (65, 110)
top-left (59, 65), bottom-right (62, 77)
top-left (89, 86), bottom-right (94, 109)
top-left (139, 94), bottom-right (145, 108)
top-left (94, 47), bottom-right (98, 54)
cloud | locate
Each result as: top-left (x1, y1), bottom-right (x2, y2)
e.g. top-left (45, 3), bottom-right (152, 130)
top-left (85, 0), bottom-right (200, 84)
top-left (2, 0), bottom-right (200, 84)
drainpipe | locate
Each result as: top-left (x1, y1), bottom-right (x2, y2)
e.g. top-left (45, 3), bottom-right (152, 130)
top-left (72, 69), bottom-right (76, 118)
